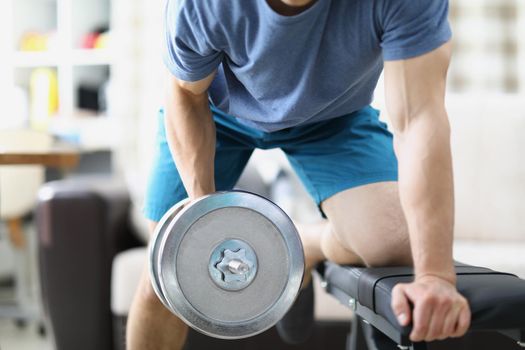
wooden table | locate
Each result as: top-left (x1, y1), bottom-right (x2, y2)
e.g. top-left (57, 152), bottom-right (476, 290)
top-left (0, 147), bottom-right (80, 248)
top-left (0, 148), bottom-right (80, 167)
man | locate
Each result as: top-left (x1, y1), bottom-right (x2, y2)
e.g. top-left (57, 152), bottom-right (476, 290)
top-left (127, 0), bottom-right (471, 349)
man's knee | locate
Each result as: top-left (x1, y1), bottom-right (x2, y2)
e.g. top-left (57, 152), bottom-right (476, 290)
top-left (322, 221), bottom-right (412, 267)
top-left (363, 231), bottom-right (413, 267)
top-left (322, 182), bottom-right (413, 268)
top-left (320, 226), bottom-right (365, 266)
top-left (340, 207), bottom-right (411, 266)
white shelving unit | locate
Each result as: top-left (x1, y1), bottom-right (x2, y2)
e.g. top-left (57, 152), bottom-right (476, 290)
top-left (12, 49), bottom-right (113, 68)
top-left (0, 0), bottom-right (115, 150)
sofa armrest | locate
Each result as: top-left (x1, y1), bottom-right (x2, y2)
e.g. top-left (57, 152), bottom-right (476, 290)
top-left (36, 177), bottom-right (142, 350)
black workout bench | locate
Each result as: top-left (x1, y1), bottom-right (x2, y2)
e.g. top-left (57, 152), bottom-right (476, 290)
top-left (320, 262), bottom-right (525, 350)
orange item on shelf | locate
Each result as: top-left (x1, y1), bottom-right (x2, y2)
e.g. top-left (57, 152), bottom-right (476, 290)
top-left (82, 33), bottom-right (100, 49)
top-left (30, 68), bottom-right (59, 131)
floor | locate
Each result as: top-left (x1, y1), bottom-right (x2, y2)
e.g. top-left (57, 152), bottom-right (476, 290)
top-left (0, 319), bottom-right (53, 350)
top-left (0, 224), bottom-right (54, 350)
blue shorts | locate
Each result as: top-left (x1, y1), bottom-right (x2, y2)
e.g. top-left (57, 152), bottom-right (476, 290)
top-left (144, 106), bottom-right (398, 222)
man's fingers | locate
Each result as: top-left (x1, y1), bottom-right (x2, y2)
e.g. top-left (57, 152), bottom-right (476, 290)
top-left (392, 277), bottom-right (472, 342)
top-left (391, 284), bottom-right (411, 326)
top-left (440, 302), bottom-right (462, 339)
top-left (425, 300), bottom-right (450, 341)
top-left (452, 301), bottom-right (471, 338)
top-left (410, 293), bottom-right (433, 342)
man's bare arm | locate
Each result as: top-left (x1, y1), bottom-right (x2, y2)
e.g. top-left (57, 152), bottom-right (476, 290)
top-left (164, 70), bottom-right (217, 200)
top-left (384, 42), bottom-right (470, 342)
top-left (385, 42), bottom-right (455, 282)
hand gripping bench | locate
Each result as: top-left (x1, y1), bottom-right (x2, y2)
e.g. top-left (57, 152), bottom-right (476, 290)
top-left (320, 262), bottom-right (525, 350)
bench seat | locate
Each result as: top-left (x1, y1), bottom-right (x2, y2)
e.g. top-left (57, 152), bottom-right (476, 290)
top-left (322, 262), bottom-right (525, 349)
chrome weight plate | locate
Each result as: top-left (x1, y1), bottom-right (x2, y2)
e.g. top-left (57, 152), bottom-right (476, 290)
top-left (149, 198), bottom-right (190, 310)
top-left (157, 191), bottom-right (304, 339)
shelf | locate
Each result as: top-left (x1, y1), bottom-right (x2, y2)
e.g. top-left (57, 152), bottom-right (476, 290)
top-left (12, 49), bottom-right (112, 68)
top-left (71, 49), bottom-right (113, 66)
top-left (47, 114), bottom-right (116, 151)
top-left (12, 51), bottom-right (59, 67)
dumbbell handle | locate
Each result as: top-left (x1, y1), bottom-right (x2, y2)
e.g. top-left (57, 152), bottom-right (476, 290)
top-left (228, 259), bottom-right (250, 274)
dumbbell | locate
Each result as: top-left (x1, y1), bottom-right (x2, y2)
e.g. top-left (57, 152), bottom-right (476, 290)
top-left (149, 191), bottom-right (305, 339)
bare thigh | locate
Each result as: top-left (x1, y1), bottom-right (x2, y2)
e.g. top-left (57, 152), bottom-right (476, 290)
top-left (321, 182), bottom-right (413, 267)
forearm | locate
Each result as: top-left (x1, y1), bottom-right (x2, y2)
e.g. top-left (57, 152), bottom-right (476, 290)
top-left (394, 109), bottom-right (456, 283)
top-left (165, 84), bottom-right (216, 200)
top-left (385, 43), bottom-right (470, 342)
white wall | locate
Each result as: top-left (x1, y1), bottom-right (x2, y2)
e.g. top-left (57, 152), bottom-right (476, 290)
top-left (111, 0), bottom-right (164, 208)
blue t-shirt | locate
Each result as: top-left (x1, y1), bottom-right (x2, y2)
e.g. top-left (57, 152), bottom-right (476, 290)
top-left (163, 0), bottom-right (451, 132)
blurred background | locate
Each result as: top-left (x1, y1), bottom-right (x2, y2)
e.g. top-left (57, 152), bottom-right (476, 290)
top-left (0, 0), bottom-right (524, 349)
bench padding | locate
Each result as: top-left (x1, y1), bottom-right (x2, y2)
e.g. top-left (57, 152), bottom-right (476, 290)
top-left (323, 262), bottom-right (525, 337)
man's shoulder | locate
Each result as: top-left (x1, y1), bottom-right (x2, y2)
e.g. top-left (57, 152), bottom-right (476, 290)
top-left (376, 0), bottom-right (448, 16)
top-left (178, 0), bottom-right (248, 20)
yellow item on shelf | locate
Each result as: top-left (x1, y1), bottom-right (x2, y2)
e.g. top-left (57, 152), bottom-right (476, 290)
top-left (30, 68), bottom-right (59, 131)
top-left (20, 32), bottom-right (49, 52)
